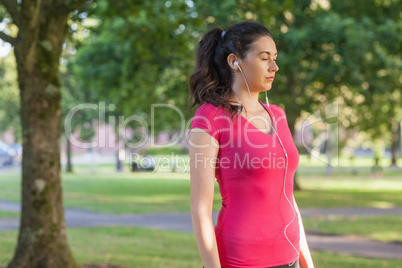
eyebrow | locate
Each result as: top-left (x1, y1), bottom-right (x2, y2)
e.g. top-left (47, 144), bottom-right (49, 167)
top-left (258, 51), bottom-right (278, 56)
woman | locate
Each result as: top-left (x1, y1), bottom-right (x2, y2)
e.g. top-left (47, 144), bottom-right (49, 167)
top-left (188, 22), bottom-right (314, 268)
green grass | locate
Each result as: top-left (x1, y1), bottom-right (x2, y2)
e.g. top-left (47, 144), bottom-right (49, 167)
top-left (0, 227), bottom-right (201, 268)
top-left (0, 172), bottom-right (197, 214)
top-left (303, 215), bottom-right (402, 243)
top-left (1, 227), bottom-right (401, 268)
top-left (311, 250), bottom-right (402, 268)
top-left (295, 176), bottom-right (402, 208)
top-left (1, 160), bottom-right (402, 268)
top-left (62, 174), bottom-right (195, 214)
top-left (297, 154), bottom-right (395, 168)
top-left (0, 172), bottom-right (217, 214)
top-left (1, 169), bottom-right (402, 213)
top-left (0, 210), bottom-right (19, 219)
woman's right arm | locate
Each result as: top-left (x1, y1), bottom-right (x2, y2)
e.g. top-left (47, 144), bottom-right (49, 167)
top-left (189, 127), bottom-right (221, 268)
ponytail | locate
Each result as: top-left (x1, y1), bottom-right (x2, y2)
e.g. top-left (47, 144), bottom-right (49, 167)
top-left (188, 27), bottom-right (237, 119)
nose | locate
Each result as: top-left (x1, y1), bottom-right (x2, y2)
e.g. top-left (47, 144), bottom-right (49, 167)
top-left (269, 60), bottom-right (279, 72)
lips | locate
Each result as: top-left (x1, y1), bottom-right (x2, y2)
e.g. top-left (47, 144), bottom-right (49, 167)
top-left (266, 77), bottom-right (275, 81)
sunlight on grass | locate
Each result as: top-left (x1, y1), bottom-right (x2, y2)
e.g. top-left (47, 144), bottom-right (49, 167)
top-left (303, 215), bottom-right (402, 243)
top-left (1, 168), bottom-right (402, 213)
top-left (1, 227), bottom-right (401, 268)
top-left (370, 201), bottom-right (396, 208)
top-left (311, 250), bottom-right (402, 268)
top-left (0, 227), bottom-right (202, 268)
top-left (1, 162), bottom-right (402, 267)
top-left (299, 176), bottom-right (402, 191)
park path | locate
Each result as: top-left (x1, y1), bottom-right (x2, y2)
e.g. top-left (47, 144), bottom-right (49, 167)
top-left (1, 200), bottom-right (402, 260)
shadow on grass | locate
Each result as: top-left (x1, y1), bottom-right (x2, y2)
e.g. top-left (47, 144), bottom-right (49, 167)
top-left (2, 264), bottom-right (125, 268)
top-left (84, 264), bottom-right (125, 268)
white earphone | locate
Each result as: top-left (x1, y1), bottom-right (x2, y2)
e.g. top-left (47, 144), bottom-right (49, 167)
top-left (235, 61), bottom-right (298, 263)
top-left (234, 61), bottom-right (240, 70)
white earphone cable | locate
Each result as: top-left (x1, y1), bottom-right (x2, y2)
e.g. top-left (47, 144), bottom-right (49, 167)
top-left (236, 62), bottom-right (299, 262)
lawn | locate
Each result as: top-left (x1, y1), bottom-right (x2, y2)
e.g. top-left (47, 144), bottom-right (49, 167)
top-left (0, 227), bottom-right (401, 268)
top-left (0, 157), bottom-right (401, 267)
top-left (0, 167), bottom-right (401, 214)
top-left (0, 210), bottom-right (19, 219)
top-left (0, 173), bottom-right (195, 214)
top-left (303, 215), bottom-right (402, 243)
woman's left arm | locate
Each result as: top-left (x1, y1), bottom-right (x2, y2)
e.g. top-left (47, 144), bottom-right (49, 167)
top-left (293, 196), bottom-right (314, 268)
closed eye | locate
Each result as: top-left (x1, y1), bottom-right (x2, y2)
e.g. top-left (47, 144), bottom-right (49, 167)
top-left (262, 58), bottom-right (277, 62)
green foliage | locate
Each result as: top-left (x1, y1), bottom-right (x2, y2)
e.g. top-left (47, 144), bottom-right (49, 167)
top-left (64, 0), bottom-right (401, 158)
top-left (245, 0), bottom-right (402, 153)
top-left (71, 0), bottom-right (201, 136)
top-left (61, 62), bottom-right (98, 143)
top-left (0, 52), bottom-right (20, 141)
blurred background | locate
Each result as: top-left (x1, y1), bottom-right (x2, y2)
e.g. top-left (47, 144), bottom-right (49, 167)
top-left (0, 0), bottom-right (401, 267)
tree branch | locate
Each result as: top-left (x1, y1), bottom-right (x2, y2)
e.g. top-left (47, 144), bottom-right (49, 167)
top-left (0, 30), bottom-right (16, 46)
top-left (0, 0), bottom-right (20, 26)
top-left (67, 0), bottom-right (88, 12)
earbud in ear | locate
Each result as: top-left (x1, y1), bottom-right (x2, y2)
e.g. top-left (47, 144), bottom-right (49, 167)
top-left (234, 61), bottom-right (243, 72)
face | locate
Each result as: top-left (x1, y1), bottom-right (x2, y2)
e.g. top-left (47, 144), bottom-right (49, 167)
top-left (237, 36), bottom-right (279, 92)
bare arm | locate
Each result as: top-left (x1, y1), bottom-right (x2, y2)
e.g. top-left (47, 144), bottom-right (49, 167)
top-left (189, 128), bottom-right (221, 268)
top-left (293, 196), bottom-right (314, 268)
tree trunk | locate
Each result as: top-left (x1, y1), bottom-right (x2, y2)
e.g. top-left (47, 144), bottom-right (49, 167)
top-left (116, 131), bottom-right (124, 172)
top-left (288, 112), bottom-right (301, 191)
top-left (7, 1), bottom-right (81, 267)
top-left (116, 150), bottom-right (123, 172)
top-left (66, 136), bottom-right (73, 173)
top-left (390, 120), bottom-right (400, 167)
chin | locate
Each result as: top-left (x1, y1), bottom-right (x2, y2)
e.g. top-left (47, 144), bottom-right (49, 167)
top-left (257, 84), bottom-right (272, 92)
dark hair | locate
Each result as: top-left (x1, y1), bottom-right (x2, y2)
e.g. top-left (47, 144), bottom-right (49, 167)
top-left (188, 22), bottom-right (273, 119)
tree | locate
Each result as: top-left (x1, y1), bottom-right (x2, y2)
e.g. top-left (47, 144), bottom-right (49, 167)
top-left (0, 0), bottom-right (90, 267)
top-left (61, 66), bottom-right (97, 173)
top-left (71, 0), bottom-right (401, 177)
top-left (329, 0), bottom-right (402, 167)
top-left (72, 0), bottom-right (199, 132)
top-left (61, 27), bottom-right (98, 173)
top-left (244, 0), bottom-right (401, 170)
top-left (0, 51), bottom-right (20, 140)
top-left (71, 0), bottom-right (202, 168)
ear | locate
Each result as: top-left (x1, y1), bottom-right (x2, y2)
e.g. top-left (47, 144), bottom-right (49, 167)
top-left (227, 53), bottom-right (240, 71)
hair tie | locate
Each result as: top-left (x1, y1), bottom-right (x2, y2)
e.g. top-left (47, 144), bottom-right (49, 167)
top-left (221, 30), bottom-right (227, 39)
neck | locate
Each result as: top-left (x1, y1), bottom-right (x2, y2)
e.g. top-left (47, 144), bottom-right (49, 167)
top-left (229, 84), bottom-right (262, 114)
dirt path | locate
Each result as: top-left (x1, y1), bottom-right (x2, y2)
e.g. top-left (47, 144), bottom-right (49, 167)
top-left (1, 200), bottom-right (402, 260)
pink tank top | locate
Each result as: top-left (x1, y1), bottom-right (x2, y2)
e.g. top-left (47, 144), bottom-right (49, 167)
top-left (190, 101), bottom-right (300, 267)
